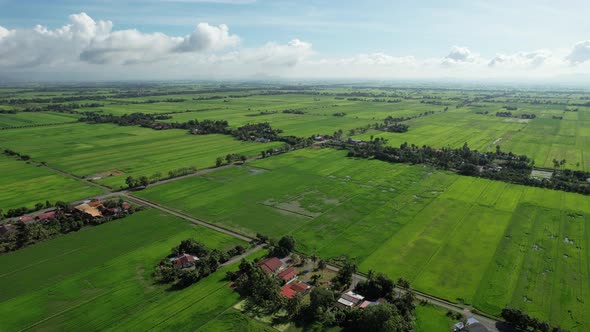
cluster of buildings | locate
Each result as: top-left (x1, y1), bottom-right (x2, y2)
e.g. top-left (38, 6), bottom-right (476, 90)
top-left (256, 257), bottom-right (311, 299)
top-left (0, 200), bottom-right (131, 238)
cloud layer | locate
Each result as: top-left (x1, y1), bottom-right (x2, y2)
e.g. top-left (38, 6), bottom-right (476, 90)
top-left (1, 13), bottom-right (590, 81)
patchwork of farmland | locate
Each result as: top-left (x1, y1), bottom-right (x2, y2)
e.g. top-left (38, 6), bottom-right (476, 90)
top-left (0, 154), bottom-right (103, 210)
top-left (0, 209), bottom-right (252, 331)
top-left (2, 85), bottom-right (590, 331)
top-left (138, 148), bottom-right (590, 330)
top-left (0, 123), bottom-right (284, 188)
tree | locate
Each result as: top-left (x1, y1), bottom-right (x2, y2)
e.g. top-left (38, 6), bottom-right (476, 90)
top-left (309, 287), bottom-right (334, 312)
top-left (310, 274), bottom-right (321, 286)
top-left (125, 176), bottom-right (136, 188)
top-left (272, 235), bottom-right (296, 257)
top-left (317, 260), bottom-right (327, 270)
top-left (139, 176), bottom-right (149, 187)
top-left (240, 155), bottom-right (248, 163)
top-left (285, 296), bottom-right (303, 319)
top-left (291, 253), bottom-right (301, 265)
top-left (216, 157), bottom-right (224, 167)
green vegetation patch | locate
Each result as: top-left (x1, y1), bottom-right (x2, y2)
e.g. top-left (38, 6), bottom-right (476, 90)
top-left (0, 155), bottom-right (103, 211)
top-left (0, 209), bottom-right (246, 331)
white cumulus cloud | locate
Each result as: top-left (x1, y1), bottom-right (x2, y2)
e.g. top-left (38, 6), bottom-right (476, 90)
top-left (566, 41), bottom-right (590, 64)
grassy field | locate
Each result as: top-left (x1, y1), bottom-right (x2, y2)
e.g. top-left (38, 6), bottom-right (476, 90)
top-left (0, 123), bottom-right (284, 188)
top-left (0, 112), bottom-right (79, 128)
top-left (0, 155), bottom-right (103, 211)
top-left (415, 304), bottom-right (455, 332)
top-left (0, 209), bottom-right (252, 331)
top-left (138, 148), bottom-right (590, 330)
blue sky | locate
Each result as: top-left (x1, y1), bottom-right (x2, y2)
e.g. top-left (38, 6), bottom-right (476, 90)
top-left (1, 0), bottom-right (590, 81)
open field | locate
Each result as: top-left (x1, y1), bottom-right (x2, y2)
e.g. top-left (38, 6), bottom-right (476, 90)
top-left (0, 209), bottom-right (252, 331)
top-left (0, 112), bottom-right (80, 128)
top-left (139, 148), bottom-right (590, 330)
top-left (0, 123), bottom-right (283, 188)
top-left (0, 155), bottom-right (103, 211)
top-left (415, 304), bottom-right (455, 332)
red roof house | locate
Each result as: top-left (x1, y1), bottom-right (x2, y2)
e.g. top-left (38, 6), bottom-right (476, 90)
top-left (277, 267), bottom-right (298, 282)
top-left (290, 282), bottom-right (311, 294)
top-left (280, 284), bottom-right (297, 299)
top-left (18, 215), bottom-right (33, 223)
top-left (257, 257), bottom-right (283, 274)
top-left (35, 211), bottom-right (56, 221)
top-left (172, 254), bottom-right (199, 269)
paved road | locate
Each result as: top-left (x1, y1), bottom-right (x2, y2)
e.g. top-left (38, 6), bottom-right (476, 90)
top-left (221, 244), bottom-right (264, 267)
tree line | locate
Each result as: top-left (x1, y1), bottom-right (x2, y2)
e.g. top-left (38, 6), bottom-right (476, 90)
top-left (337, 139), bottom-right (590, 196)
top-left (0, 199), bottom-right (137, 253)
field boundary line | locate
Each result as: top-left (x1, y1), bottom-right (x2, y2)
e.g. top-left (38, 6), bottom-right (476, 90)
top-left (125, 194), bottom-right (254, 242)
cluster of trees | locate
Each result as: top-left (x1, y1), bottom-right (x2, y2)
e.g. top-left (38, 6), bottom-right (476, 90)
top-left (187, 119), bottom-right (229, 134)
top-left (503, 105), bottom-right (518, 111)
top-left (216, 154), bottom-right (248, 167)
top-left (247, 111), bottom-right (278, 117)
top-left (153, 239), bottom-right (246, 288)
top-left (1, 199), bottom-right (135, 253)
top-left (333, 112), bottom-right (347, 117)
top-left (2, 200), bottom-right (54, 219)
top-left (501, 308), bottom-right (568, 332)
top-left (341, 139), bottom-right (590, 196)
top-left (383, 123), bottom-right (409, 133)
top-left (124, 166), bottom-right (197, 188)
top-left (3, 148), bottom-right (31, 161)
top-left (282, 109), bottom-right (306, 114)
top-left (123, 98), bottom-right (186, 104)
top-left (79, 112), bottom-right (172, 127)
top-left (232, 122), bottom-right (283, 141)
top-left (496, 111), bottom-right (537, 119)
top-left (564, 108), bottom-right (578, 112)
top-left (552, 116), bottom-right (564, 120)
top-left (496, 111), bottom-right (513, 117)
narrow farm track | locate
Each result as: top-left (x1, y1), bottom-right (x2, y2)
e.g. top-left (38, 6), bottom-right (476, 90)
top-left (124, 194), bottom-right (254, 242)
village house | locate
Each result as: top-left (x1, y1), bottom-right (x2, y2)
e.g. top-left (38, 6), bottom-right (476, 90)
top-left (453, 317), bottom-right (489, 332)
top-left (336, 291), bottom-right (365, 308)
top-left (257, 257), bottom-right (284, 274)
top-left (74, 202), bottom-right (104, 218)
top-left (35, 211), bottom-right (56, 221)
top-left (277, 267), bottom-right (298, 283)
top-left (280, 281), bottom-right (312, 299)
top-left (170, 253), bottom-right (200, 269)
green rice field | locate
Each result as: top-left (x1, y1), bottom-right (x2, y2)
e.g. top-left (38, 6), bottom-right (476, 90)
top-left (138, 148), bottom-right (590, 330)
top-left (0, 123), bottom-right (284, 188)
top-left (0, 155), bottom-right (103, 210)
top-left (0, 209), bottom-right (253, 331)
top-left (0, 112), bottom-right (80, 128)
